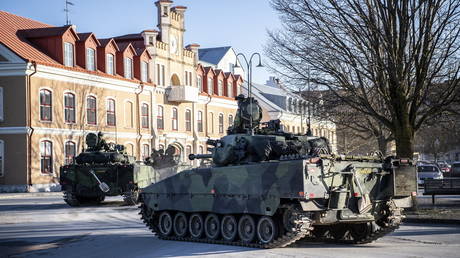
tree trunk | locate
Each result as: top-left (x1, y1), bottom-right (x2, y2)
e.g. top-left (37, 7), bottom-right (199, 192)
top-left (394, 125), bottom-right (415, 159)
top-left (377, 136), bottom-right (388, 156)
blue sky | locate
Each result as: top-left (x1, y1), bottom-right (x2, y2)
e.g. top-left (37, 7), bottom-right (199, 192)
top-left (1, 0), bottom-right (281, 84)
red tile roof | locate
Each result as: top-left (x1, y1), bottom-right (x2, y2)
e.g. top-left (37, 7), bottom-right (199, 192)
top-left (0, 10), bottom-right (59, 64)
top-left (0, 11), bottom-right (154, 86)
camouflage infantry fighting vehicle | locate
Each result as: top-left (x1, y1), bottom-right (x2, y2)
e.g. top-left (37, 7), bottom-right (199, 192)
top-left (60, 132), bottom-right (157, 206)
top-left (139, 95), bottom-right (416, 248)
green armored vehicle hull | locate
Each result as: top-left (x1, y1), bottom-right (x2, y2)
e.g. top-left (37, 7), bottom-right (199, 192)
top-left (139, 96), bottom-right (416, 248)
top-left (59, 132), bottom-right (160, 206)
top-left (60, 163), bottom-right (157, 206)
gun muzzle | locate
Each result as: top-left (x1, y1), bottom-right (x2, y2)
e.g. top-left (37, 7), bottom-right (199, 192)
top-left (188, 154), bottom-right (213, 160)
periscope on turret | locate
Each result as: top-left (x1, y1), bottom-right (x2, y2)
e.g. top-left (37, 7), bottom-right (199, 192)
top-left (139, 95), bottom-right (417, 248)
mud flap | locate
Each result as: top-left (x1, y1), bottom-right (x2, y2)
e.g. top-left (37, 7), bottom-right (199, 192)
top-left (392, 158), bottom-right (417, 197)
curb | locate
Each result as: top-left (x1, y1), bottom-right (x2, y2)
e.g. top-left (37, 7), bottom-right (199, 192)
top-left (403, 217), bottom-right (460, 225)
top-left (0, 192), bottom-right (62, 199)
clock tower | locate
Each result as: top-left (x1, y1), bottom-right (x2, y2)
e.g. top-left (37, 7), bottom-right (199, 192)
top-left (155, 0), bottom-right (187, 56)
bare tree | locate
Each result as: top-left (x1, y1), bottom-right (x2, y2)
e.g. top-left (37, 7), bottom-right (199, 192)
top-left (266, 0), bottom-right (460, 158)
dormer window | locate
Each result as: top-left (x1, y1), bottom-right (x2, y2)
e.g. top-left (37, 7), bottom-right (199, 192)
top-left (124, 57), bottom-right (133, 79)
top-left (86, 48), bottom-right (95, 71)
top-left (141, 61), bottom-right (148, 82)
top-left (106, 54), bottom-right (114, 75)
top-left (64, 42), bottom-right (74, 67)
top-left (207, 77), bottom-right (213, 95)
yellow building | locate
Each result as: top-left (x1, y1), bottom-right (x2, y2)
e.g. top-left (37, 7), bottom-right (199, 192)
top-left (0, 1), bottom-right (241, 192)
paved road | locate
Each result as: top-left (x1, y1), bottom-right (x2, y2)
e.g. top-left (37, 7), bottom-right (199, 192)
top-left (1, 195), bottom-right (459, 258)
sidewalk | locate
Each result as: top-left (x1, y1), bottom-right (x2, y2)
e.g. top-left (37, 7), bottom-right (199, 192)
top-left (0, 191), bottom-right (62, 199)
top-left (403, 195), bottom-right (460, 224)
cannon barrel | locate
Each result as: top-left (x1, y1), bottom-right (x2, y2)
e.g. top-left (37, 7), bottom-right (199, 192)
top-left (189, 154), bottom-right (213, 160)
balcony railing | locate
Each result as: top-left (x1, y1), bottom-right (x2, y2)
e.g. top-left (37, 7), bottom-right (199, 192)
top-left (167, 85), bottom-right (199, 103)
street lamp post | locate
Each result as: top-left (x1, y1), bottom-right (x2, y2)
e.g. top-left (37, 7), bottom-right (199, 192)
top-left (234, 52), bottom-right (263, 135)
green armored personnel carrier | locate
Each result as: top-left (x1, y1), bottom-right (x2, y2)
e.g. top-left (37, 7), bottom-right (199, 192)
top-left (139, 95), bottom-right (417, 248)
top-left (60, 132), bottom-right (157, 206)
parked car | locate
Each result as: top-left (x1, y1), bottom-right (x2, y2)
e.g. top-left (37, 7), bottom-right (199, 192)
top-left (451, 162), bottom-right (460, 177)
top-left (417, 164), bottom-right (443, 185)
top-left (437, 161), bottom-right (451, 176)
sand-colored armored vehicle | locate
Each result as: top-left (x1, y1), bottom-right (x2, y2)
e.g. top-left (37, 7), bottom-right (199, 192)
top-left (139, 95), bottom-right (416, 248)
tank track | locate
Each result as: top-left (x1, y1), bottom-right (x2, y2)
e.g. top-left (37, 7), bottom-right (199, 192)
top-left (63, 191), bottom-right (80, 206)
top-left (308, 205), bottom-right (404, 244)
top-left (139, 204), bottom-right (313, 249)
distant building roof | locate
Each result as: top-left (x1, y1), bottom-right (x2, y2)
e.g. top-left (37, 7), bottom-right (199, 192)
top-left (198, 46), bottom-right (232, 65)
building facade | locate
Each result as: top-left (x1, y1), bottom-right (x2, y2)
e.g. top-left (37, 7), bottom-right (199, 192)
top-left (0, 1), bottom-right (242, 192)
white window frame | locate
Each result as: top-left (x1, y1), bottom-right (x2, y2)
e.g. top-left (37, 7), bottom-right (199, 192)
top-left (124, 57), bottom-right (133, 79)
top-left (218, 80), bottom-right (223, 96)
top-left (86, 48), bottom-right (96, 71)
top-left (39, 138), bottom-right (54, 175)
top-left (106, 54), bottom-right (114, 75)
top-left (141, 61), bottom-right (148, 82)
top-left (63, 91), bottom-right (76, 124)
top-left (86, 94), bottom-right (97, 125)
top-left (64, 141), bottom-right (76, 165)
top-left (64, 42), bottom-right (74, 67)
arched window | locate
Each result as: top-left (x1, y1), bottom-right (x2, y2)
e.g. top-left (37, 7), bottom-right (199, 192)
top-left (228, 114), bottom-right (234, 127)
top-left (40, 89), bottom-right (52, 121)
top-left (172, 108), bottom-right (178, 131)
top-left (218, 114), bottom-right (224, 133)
top-left (125, 101), bottom-right (133, 128)
top-left (142, 144), bottom-right (150, 159)
top-left (64, 141), bottom-right (76, 165)
top-left (141, 103), bottom-right (149, 128)
top-left (125, 143), bottom-right (134, 156)
top-left (185, 109), bottom-right (191, 131)
top-left (199, 145), bottom-right (204, 154)
top-left (157, 105), bottom-right (164, 130)
top-left (197, 111), bottom-right (203, 132)
top-left (64, 92), bottom-right (75, 123)
top-left (86, 96), bottom-right (97, 125)
top-left (106, 98), bottom-right (116, 126)
top-left (40, 140), bottom-right (53, 174)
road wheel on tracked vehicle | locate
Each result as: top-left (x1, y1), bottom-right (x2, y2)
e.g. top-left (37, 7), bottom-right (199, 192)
top-left (238, 214), bottom-right (256, 244)
top-left (221, 215), bottom-right (238, 242)
top-left (189, 213), bottom-right (204, 239)
top-left (173, 212), bottom-right (188, 237)
top-left (158, 211), bottom-right (173, 237)
top-left (204, 213), bottom-right (221, 240)
top-left (257, 216), bottom-right (278, 244)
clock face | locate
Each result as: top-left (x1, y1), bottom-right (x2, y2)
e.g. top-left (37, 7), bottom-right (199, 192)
top-left (170, 35), bottom-right (178, 54)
